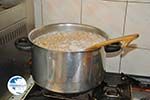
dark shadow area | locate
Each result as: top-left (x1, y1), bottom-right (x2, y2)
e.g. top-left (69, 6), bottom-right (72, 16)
top-left (106, 44), bottom-right (138, 58)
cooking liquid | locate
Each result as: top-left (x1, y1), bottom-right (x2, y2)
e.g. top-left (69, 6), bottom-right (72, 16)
top-left (33, 31), bottom-right (104, 52)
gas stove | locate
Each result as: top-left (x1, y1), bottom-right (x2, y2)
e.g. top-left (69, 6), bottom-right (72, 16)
top-left (24, 73), bottom-right (131, 100)
top-left (93, 73), bottom-right (131, 100)
top-left (8, 72), bottom-right (150, 100)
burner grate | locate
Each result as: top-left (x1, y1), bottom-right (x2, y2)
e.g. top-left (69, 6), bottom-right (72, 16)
top-left (25, 73), bottom-right (131, 100)
top-left (25, 86), bottom-right (94, 100)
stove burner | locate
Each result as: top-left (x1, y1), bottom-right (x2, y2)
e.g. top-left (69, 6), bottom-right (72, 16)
top-left (104, 86), bottom-right (120, 98)
top-left (42, 90), bottom-right (93, 100)
top-left (25, 86), bottom-right (94, 100)
top-left (25, 73), bottom-right (131, 100)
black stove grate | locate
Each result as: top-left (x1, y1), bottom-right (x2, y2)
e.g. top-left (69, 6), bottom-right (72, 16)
top-left (25, 85), bottom-right (94, 100)
top-left (25, 73), bottom-right (131, 100)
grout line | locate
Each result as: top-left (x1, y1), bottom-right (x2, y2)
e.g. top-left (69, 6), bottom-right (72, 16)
top-left (119, 53), bottom-right (123, 73)
top-left (127, 1), bottom-right (150, 3)
top-left (102, 0), bottom-right (150, 4)
top-left (102, 0), bottom-right (127, 3)
top-left (137, 47), bottom-right (150, 51)
top-left (118, 46), bottom-right (150, 73)
top-left (122, 1), bottom-right (128, 36)
top-left (41, 0), bottom-right (44, 25)
top-left (80, 0), bottom-right (83, 24)
top-left (126, 46), bottom-right (150, 51)
top-left (119, 1), bottom-right (128, 73)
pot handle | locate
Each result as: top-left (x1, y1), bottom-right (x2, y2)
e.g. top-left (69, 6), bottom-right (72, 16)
top-left (86, 33), bottom-right (139, 51)
top-left (15, 37), bottom-right (32, 52)
top-left (104, 42), bottom-right (122, 53)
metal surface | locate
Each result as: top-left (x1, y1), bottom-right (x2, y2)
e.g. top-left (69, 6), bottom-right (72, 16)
top-left (22, 72), bottom-right (131, 100)
top-left (28, 23), bottom-right (108, 93)
top-left (32, 46), bottom-right (105, 93)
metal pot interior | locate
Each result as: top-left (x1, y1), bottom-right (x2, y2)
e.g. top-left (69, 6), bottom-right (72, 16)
top-left (28, 23), bottom-right (108, 44)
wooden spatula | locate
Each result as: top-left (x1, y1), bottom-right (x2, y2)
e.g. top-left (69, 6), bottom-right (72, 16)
top-left (86, 33), bottom-right (139, 51)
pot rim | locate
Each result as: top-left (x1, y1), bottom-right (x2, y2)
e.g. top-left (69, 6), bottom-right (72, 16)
top-left (28, 23), bottom-right (108, 53)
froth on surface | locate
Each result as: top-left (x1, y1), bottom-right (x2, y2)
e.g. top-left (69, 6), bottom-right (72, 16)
top-left (33, 31), bottom-right (104, 52)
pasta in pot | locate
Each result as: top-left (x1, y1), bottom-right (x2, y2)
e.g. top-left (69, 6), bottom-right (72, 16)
top-left (33, 31), bottom-right (104, 52)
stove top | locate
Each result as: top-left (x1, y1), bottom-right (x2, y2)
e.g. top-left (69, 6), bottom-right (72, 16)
top-left (93, 73), bottom-right (131, 100)
top-left (24, 73), bottom-right (131, 100)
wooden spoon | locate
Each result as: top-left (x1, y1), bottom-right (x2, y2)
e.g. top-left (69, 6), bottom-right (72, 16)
top-left (86, 33), bottom-right (139, 51)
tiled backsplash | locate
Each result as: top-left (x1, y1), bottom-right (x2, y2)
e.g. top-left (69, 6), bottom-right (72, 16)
top-left (34, 0), bottom-right (150, 76)
top-left (121, 48), bottom-right (150, 76)
top-left (41, 0), bottom-right (81, 25)
top-left (124, 2), bottom-right (150, 49)
top-left (82, 0), bottom-right (126, 38)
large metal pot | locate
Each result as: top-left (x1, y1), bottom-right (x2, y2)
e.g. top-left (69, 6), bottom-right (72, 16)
top-left (15, 23), bottom-right (139, 93)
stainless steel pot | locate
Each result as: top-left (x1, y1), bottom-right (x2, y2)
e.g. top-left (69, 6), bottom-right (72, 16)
top-left (15, 23), bottom-right (139, 93)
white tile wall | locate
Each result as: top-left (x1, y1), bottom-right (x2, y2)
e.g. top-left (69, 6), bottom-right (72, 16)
top-left (105, 55), bottom-right (121, 72)
top-left (121, 48), bottom-right (150, 76)
top-left (82, 0), bottom-right (126, 72)
top-left (39, 19), bottom-right (80, 25)
top-left (120, 2), bottom-right (150, 76)
top-left (41, 0), bottom-right (81, 25)
top-left (82, 0), bottom-right (126, 38)
top-left (124, 3), bottom-right (150, 49)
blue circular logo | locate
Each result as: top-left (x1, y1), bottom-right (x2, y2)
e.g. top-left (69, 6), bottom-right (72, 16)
top-left (7, 75), bottom-right (27, 95)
